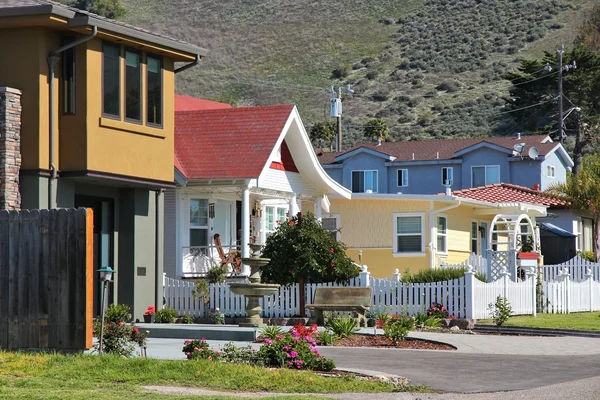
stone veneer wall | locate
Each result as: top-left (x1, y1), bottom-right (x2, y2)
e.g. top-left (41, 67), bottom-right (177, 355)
top-left (0, 87), bottom-right (22, 210)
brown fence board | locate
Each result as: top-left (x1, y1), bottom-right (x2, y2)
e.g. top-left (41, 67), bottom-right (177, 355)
top-left (0, 208), bottom-right (93, 351)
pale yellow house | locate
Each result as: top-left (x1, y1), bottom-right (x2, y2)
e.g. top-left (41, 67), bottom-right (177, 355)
top-left (326, 193), bottom-right (546, 278)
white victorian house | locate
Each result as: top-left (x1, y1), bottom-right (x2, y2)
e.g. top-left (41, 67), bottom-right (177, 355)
top-left (164, 102), bottom-right (351, 278)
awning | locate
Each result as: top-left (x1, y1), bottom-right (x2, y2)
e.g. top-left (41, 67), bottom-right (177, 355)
top-left (539, 222), bottom-right (576, 237)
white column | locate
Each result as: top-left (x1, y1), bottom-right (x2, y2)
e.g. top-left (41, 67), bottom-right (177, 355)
top-left (315, 196), bottom-right (323, 221)
top-left (289, 193), bottom-right (298, 218)
top-left (241, 187), bottom-right (250, 258)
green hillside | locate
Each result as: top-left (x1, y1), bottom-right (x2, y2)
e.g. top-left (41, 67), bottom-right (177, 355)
top-left (121, 0), bottom-right (594, 148)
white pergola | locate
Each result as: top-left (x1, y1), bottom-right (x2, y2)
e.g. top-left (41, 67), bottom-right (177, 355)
top-left (488, 213), bottom-right (537, 280)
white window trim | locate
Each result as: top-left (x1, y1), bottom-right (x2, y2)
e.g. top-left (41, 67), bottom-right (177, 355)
top-left (322, 213), bottom-right (341, 241)
top-left (470, 219), bottom-right (479, 255)
top-left (397, 169), bottom-right (408, 187)
top-left (436, 214), bottom-right (448, 255)
top-left (392, 212), bottom-right (426, 257)
top-left (189, 197), bottom-right (210, 247)
top-left (263, 205), bottom-right (288, 239)
top-left (547, 165), bottom-right (556, 178)
top-left (351, 169), bottom-right (379, 193)
top-left (471, 165), bottom-right (500, 187)
top-left (441, 167), bottom-right (453, 186)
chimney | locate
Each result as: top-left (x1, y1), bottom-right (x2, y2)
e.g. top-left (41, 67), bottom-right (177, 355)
top-left (0, 87), bottom-right (22, 210)
top-left (533, 183), bottom-right (540, 191)
top-left (516, 132), bottom-right (521, 140)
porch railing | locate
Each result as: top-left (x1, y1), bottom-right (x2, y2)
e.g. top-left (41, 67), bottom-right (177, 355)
top-left (181, 244), bottom-right (248, 278)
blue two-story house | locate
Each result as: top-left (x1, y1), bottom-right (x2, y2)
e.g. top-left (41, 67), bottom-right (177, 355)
top-left (317, 134), bottom-right (573, 194)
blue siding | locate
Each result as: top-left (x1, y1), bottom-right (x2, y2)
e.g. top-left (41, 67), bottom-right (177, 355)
top-left (323, 166), bottom-right (343, 186)
top-left (385, 164), bottom-right (463, 194)
top-left (340, 152), bottom-right (388, 193)
top-left (540, 151), bottom-right (568, 190)
top-left (509, 160), bottom-right (541, 189)
top-left (461, 148), bottom-right (509, 187)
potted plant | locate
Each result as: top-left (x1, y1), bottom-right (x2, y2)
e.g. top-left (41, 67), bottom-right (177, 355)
top-left (143, 306), bottom-right (156, 323)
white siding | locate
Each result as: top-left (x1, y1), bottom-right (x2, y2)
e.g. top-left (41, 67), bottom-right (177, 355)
top-left (259, 168), bottom-right (321, 197)
top-left (163, 189), bottom-right (177, 278)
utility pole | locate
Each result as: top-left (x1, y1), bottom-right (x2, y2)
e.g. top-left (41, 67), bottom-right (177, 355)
top-left (328, 85), bottom-right (353, 152)
top-left (572, 107), bottom-right (584, 175)
top-left (557, 44), bottom-right (564, 144)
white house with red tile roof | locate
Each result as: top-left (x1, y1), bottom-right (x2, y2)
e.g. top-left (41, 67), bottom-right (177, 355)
top-left (317, 134), bottom-right (574, 195)
top-left (164, 103), bottom-right (351, 278)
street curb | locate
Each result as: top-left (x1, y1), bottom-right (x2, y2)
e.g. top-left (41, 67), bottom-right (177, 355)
top-left (333, 367), bottom-right (410, 385)
top-left (474, 324), bottom-right (600, 338)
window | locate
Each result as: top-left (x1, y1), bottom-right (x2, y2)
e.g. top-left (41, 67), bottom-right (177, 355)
top-left (394, 214), bottom-right (423, 254)
top-left (471, 221), bottom-right (478, 254)
top-left (437, 216), bottom-right (447, 253)
top-left (125, 49), bottom-right (142, 121)
top-left (102, 42), bottom-right (121, 117)
top-left (147, 55), bottom-right (162, 126)
top-left (547, 165), bottom-right (556, 178)
top-left (471, 166), bottom-right (500, 187)
top-left (441, 167), bottom-right (453, 186)
top-left (322, 214), bottom-right (340, 241)
top-left (352, 170), bottom-right (378, 193)
top-left (62, 39), bottom-right (76, 115)
top-left (265, 206), bottom-right (287, 239)
top-left (397, 169), bottom-right (408, 187)
top-left (189, 199), bottom-right (209, 252)
top-left (577, 217), bottom-right (593, 252)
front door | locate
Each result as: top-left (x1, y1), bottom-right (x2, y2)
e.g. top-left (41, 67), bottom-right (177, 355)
top-left (75, 196), bottom-right (114, 316)
top-left (480, 222), bottom-right (488, 256)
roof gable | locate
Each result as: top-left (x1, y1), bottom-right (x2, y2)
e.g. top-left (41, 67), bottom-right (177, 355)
top-left (335, 146), bottom-right (396, 162)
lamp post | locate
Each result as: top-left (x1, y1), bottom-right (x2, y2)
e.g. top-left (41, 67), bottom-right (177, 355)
top-left (97, 266), bottom-right (116, 354)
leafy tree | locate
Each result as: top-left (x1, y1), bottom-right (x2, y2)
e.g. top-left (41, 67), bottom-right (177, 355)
top-left (309, 121), bottom-right (337, 149)
top-left (261, 213), bottom-right (360, 317)
top-left (363, 118), bottom-right (389, 142)
top-left (546, 154), bottom-right (600, 261)
top-left (72, 0), bottom-right (125, 19)
top-left (576, 4), bottom-right (600, 50)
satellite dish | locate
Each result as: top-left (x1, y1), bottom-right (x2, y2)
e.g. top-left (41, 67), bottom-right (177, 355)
top-left (513, 143), bottom-right (526, 153)
top-left (528, 146), bottom-right (539, 160)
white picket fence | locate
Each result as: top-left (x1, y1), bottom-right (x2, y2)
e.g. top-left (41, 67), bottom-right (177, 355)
top-left (164, 266), bottom-right (543, 319)
top-left (439, 253), bottom-right (487, 278)
top-left (543, 255), bottom-right (600, 282)
top-left (542, 272), bottom-right (600, 314)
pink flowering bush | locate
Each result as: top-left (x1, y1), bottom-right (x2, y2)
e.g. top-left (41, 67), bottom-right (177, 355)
top-left (183, 338), bottom-right (220, 361)
top-left (256, 324), bottom-right (335, 371)
top-left (427, 302), bottom-right (448, 319)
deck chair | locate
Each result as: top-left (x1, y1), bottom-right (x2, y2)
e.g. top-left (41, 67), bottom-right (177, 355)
top-left (213, 233), bottom-right (242, 273)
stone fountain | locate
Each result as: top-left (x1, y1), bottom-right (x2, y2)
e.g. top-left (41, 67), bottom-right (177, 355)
top-left (229, 243), bottom-right (280, 327)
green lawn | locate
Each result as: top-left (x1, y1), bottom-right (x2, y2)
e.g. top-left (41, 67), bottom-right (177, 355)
top-left (479, 312), bottom-right (600, 331)
top-left (0, 352), bottom-right (423, 399)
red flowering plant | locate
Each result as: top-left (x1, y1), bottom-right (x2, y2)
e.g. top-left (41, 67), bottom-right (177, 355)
top-left (93, 304), bottom-right (148, 357)
top-left (427, 302), bottom-right (449, 319)
top-left (261, 213), bottom-right (360, 316)
top-left (144, 306), bottom-right (156, 315)
top-left (182, 338), bottom-right (220, 361)
top-left (256, 324), bottom-right (335, 371)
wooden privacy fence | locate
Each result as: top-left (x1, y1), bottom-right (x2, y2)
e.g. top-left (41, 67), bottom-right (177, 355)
top-left (0, 209), bottom-right (93, 351)
top-left (164, 266), bottom-right (540, 320)
top-left (543, 255), bottom-right (600, 282)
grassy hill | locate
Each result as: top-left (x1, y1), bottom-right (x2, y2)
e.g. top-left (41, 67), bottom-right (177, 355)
top-left (121, 0), bottom-right (594, 148)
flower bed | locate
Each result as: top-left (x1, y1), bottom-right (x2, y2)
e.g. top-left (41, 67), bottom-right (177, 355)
top-left (334, 334), bottom-right (455, 350)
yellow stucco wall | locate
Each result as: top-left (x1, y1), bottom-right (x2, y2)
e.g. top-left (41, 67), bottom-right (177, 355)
top-left (0, 26), bottom-right (175, 182)
top-left (330, 198), bottom-right (496, 278)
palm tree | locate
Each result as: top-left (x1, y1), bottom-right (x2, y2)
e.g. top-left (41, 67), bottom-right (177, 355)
top-left (546, 155), bottom-right (600, 261)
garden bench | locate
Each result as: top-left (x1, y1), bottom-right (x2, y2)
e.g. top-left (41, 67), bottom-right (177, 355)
top-left (306, 287), bottom-right (372, 327)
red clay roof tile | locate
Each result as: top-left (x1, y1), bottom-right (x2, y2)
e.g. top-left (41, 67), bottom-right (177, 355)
top-left (449, 183), bottom-right (566, 207)
top-left (175, 94), bottom-right (232, 112)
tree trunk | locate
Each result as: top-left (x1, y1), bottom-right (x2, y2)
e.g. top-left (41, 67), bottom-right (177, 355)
top-left (299, 275), bottom-right (306, 317)
top-left (572, 109), bottom-right (585, 175)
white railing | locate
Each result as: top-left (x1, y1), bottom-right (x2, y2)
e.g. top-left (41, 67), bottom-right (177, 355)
top-left (164, 265), bottom-right (549, 319)
top-left (543, 255), bottom-right (600, 282)
top-left (439, 253), bottom-right (487, 278)
top-left (542, 269), bottom-right (600, 313)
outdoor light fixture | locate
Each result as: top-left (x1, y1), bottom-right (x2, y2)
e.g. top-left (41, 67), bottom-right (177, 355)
top-left (97, 266), bottom-right (116, 354)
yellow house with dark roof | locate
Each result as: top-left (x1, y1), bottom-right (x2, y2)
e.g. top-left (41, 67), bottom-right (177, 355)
top-left (0, 0), bottom-right (206, 318)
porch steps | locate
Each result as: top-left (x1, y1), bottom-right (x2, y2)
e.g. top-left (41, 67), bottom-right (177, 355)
top-left (474, 324), bottom-right (600, 338)
top-left (136, 323), bottom-right (258, 341)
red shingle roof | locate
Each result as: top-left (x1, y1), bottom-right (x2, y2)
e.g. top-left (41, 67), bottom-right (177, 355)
top-left (449, 183), bottom-right (566, 207)
top-left (175, 105), bottom-right (294, 180)
top-left (319, 135), bottom-right (556, 164)
top-left (175, 95), bottom-right (232, 112)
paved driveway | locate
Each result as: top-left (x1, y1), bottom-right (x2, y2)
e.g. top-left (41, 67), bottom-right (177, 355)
top-left (319, 347), bottom-right (600, 393)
